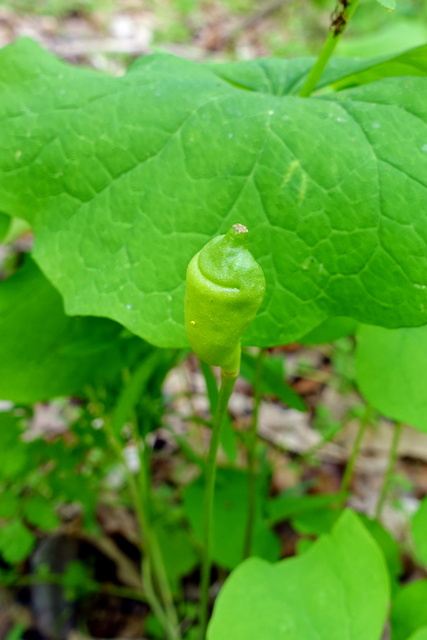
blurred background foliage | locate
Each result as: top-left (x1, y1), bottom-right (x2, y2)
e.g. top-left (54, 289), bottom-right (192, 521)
top-left (2, 0), bottom-right (427, 67)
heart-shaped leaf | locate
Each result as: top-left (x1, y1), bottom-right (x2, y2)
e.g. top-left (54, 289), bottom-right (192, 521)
top-left (208, 510), bottom-right (389, 640)
top-left (1, 40), bottom-right (427, 349)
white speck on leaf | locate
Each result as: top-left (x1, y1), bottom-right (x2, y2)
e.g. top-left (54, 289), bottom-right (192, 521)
top-left (371, 122), bottom-right (381, 129)
top-left (422, 144), bottom-right (427, 152)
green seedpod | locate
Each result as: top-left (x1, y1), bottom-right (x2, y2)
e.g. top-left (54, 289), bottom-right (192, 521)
top-left (185, 224), bottom-right (265, 374)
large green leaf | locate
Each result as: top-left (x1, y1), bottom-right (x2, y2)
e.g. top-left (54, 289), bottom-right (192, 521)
top-left (1, 39), bottom-right (427, 349)
top-left (0, 258), bottom-right (140, 402)
top-left (208, 510), bottom-right (389, 640)
top-left (356, 324), bottom-right (427, 431)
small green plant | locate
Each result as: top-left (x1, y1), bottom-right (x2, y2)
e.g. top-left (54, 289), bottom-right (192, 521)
top-left (1, 0), bottom-right (427, 638)
top-left (185, 223), bottom-right (265, 637)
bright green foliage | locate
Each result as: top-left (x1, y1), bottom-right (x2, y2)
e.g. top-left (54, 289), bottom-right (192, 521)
top-left (110, 346), bottom-right (181, 437)
top-left (408, 629), bottom-right (427, 640)
top-left (185, 224), bottom-right (265, 373)
top-left (266, 493), bottom-right (402, 584)
top-left (411, 497), bottom-right (427, 566)
top-left (23, 495), bottom-right (60, 531)
top-left (208, 510), bottom-right (389, 640)
top-left (1, 40), bottom-right (427, 349)
top-left (61, 561), bottom-right (99, 602)
top-left (391, 581), bottom-right (427, 640)
top-left (240, 351), bottom-right (306, 411)
top-left (0, 32), bottom-right (426, 639)
top-left (0, 493), bottom-right (20, 519)
top-left (183, 468), bottom-right (280, 569)
top-left (0, 414), bottom-right (29, 482)
top-left (359, 515), bottom-right (402, 583)
top-left (356, 325), bottom-right (427, 431)
top-left (0, 519), bottom-right (36, 564)
top-left (0, 409), bottom-right (116, 552)
top-left (0, 258), bottom-right (143, 402)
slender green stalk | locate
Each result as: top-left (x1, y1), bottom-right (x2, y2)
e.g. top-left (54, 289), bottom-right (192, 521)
top-left (299, 0), bottom-right (360, 98)
top-left (375, 420), bottom-right (403, 520)
top-left (105, 419), bottom-right (180, 640)
top-left (242, 348), bottom-right (265, 560)
top-left (199, 370), bottom-right (238, 640)
top-left (338, 404), bottom-right (373, 504)
top-left (131, 422), bottom-right (180, 636)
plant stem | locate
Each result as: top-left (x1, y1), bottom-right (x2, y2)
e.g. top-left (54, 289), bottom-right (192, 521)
top-left (242, 348), bottom-right (265, 560)
top-left (299, 0), bottom-right (360, 98)
top-left (132, 425), bottom-right (180, 637)
top-left (105, 419), bottom-right (180, 640)
top-left (6, 573), bottom-right (148, 603)
top-left (375, 420), bottom-right (403, 520)
top-left (338, 404), bottom-right (373, 504)
top-left (199, 370), bottom-right (237, 640)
